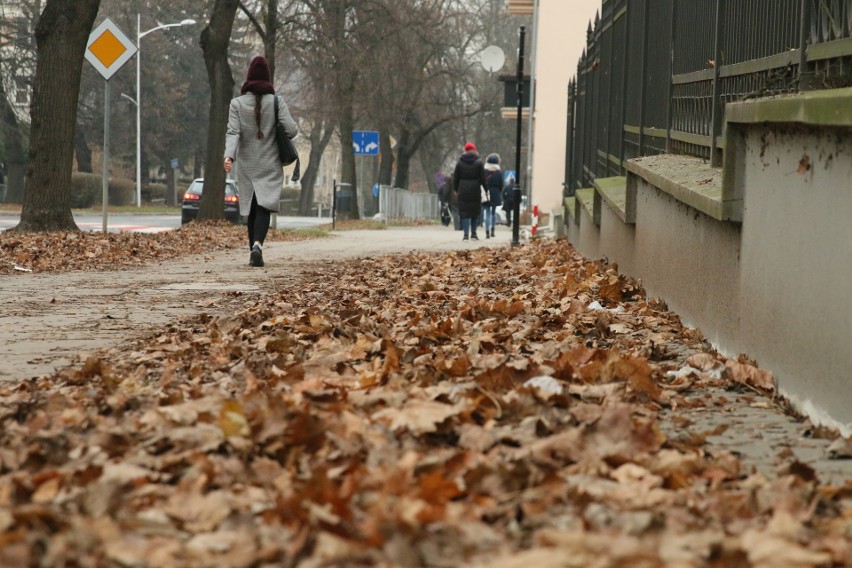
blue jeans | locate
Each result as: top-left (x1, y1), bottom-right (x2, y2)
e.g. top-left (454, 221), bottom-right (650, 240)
top-left (484, 204), bottom-right (497, 233)
top-left (461, 217), bottom-right (478, 238)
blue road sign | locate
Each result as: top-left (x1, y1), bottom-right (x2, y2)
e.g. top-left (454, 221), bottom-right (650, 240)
top-left (504, 170), bottom-right (516, 183)
top-left (353, 130), bottom-right (380, 155)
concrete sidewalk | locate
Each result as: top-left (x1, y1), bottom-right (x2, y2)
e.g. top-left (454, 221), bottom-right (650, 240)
top-left (0, 225), bottom-right (508, 383)
top-left (1, 224), bottom-right (849, 486)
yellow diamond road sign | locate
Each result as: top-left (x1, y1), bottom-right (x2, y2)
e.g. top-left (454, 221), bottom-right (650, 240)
top-left (85, 18), bottom-right (137, 80)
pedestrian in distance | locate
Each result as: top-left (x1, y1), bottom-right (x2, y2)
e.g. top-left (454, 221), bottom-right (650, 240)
top-left (452, 142), bottom-right (486, 241)
top-left (436, 172), bottom-right (451, 227)
top-left (445, 173), bottom-right (462, 230)
top-left (502, 176), bottom-right (516, 227)
top-left (224, 55), bottom-right (298, 267)
top-left (483, 153), bottom-right (503, 238)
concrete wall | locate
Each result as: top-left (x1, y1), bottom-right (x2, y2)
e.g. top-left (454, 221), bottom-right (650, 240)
top-left (631, 183), bottom-right (743, 353)
top-left (736, 125), bottom-right (852, 428)
top-left (565, 90), bottom-right (852, 434)
top-left (598, 205), bottom-right (636, 277)
top-left (575, 205), bottom-right (601, 261)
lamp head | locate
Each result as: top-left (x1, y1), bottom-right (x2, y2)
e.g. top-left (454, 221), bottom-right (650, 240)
top-left (180, 19), bottom-right (196, 26)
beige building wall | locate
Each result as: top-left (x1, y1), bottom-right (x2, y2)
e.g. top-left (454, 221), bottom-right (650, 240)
top-left (529, 0), bottom-right (576, 216)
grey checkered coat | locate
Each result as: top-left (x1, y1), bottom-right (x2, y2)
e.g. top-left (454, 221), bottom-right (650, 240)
top-left (224, 93), bottom-right (298, 216)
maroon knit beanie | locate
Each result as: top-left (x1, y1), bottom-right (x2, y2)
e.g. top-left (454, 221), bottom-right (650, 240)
top-left (464, 142), bottom-right (477, 152)
top-left (241, 56), bottom-right (275, 95)
top-left (247, 56), bottom-right (270, 82)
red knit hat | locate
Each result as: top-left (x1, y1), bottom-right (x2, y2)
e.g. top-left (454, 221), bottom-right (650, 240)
top-left (464, 142), bottom-right (477, 152)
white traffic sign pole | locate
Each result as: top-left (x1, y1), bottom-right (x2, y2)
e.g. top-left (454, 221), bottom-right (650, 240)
top-left (85, 18), bottom-right (138, 232)
top-left (102, 81), bottom-right (110, 232)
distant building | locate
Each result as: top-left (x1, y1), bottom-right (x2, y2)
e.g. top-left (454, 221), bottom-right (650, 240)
top-left (504, 0), bottom-right (575, 216)
top-left (0, 3), bottom-right (34, 122)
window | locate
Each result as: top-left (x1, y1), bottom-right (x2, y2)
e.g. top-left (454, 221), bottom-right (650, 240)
top-left (14, 76), bottom-right (28, 105)
top-left (15, 16), bottom-right (28, 42)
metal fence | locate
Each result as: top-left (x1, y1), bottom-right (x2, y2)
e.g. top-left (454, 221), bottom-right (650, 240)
top-left (566, 0), bottom-right (852, 193)
top-left (378, 186), bottom-right (439, 221)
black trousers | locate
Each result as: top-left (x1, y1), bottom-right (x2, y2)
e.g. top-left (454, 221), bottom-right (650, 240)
top-left (247, 194), bottom-right (271, 249)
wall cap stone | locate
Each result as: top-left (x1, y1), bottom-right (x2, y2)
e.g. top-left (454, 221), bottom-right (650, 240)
top-left (626, 155), bottom-right (728, 221)
top-left (726, 87), bottom-right (852, 127)
top-left (592, 176), bottom-right (631, 224)
top-left (575, 188), bottom-right (595, 226)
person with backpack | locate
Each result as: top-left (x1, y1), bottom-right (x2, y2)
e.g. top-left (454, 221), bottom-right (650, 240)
top-left (502, 176), bottom-right (516, 226)
top-left (436, 173), bottom-right (451, 227)
top-left (483, 154), bottom-right (503, 238)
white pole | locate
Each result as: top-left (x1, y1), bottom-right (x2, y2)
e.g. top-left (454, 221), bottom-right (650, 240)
top-left (132, 16), bottom-right (195, 208)
top-left (103, 80), bottom-right (111, 232)
top-left (136, 12), bottom-right (142, 208)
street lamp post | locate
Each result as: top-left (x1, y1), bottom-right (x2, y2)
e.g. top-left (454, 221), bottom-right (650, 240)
top-left (134, 14), bottom-right (196, 207)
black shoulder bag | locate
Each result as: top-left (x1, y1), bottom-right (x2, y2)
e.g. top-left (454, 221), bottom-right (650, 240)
top-left (273, 94), bottom-right (300, 181)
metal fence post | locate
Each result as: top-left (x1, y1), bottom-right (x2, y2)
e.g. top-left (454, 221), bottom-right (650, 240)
top-left (617, 0), bottom-right (630, 173)
top-left (665, 0), bottom-right (677, 154)
top-left (603, 1), bottom-right (615, 177)
top-left (513, 25), bottom-right (526, 247)
top-left (565, 80), bottom-right (575, 197)
top-left (709, 0), bottom-right (726, 167)
top-left (798, 0), bottom-right (812, 90)
top-left (639, 0), bottom-right (650, 156)
top-left (577, 51), bottom-right (587, 190)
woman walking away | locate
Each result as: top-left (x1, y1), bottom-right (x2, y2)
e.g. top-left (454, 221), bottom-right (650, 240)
top-left (452, 142), bottom-right (486, 241)
top-left (483, 153), bottom-right (503, 238)
top-left (225, 55), bottom-right (298, 267)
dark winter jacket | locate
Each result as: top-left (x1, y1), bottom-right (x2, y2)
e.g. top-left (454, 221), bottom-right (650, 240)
top-left (484, 164), bottom-right (503, 207)
top-left (502, 181), bottom-right (516, 210)
top-left (452, 151), bottom-right (486, 219)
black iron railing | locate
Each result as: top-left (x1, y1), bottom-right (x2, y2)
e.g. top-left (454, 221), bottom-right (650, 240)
top-left (565, 0), bottom-right (852, 195)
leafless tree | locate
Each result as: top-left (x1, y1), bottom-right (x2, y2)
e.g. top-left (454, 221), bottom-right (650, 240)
top-left (197, 0), bottom-right (239, 222)
top-left (286, 0), bottom-right (388, 219)
top-left (0, 1), bottom-right (40, 203)
top-left (14, 0), bottom-right (101, 232)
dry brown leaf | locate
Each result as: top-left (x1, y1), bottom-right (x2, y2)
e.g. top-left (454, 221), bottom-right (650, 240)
top-left (726, 359), bottom-right (776, 391)
top-left (373, 400), bottom-right (465, 435)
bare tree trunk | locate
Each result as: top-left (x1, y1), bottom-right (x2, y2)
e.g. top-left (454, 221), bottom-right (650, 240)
top-left (418, 133), bottom-right (445, 194)
top-left (392, 130), bottom-right (412, 189)
top-left (74, 128), bottom-right (93, 173)
top-left (377, 130), bottom-right (394, 186)
top-left (264, 0), bottom-right (278, 80)
top-left (15, 0), bottom-right (100, 232)
top-left (298, 121), bottom-right (334, 216)
top-left (165, 164), bottom-right (177, 206)
top-left (338, 104), bottom-right (358, 219)
top-left (0, 79), bottom-right (28, 203)
top-left (198, 0), bottom-right (238, 222)
top-left (194, 147), bottom-right (203, 179)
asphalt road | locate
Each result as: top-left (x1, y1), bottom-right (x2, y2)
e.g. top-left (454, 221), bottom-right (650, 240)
top-left (0, 212), bottom-right (331, 233)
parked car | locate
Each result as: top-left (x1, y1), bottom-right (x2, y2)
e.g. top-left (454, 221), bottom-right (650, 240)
top-left (180, 178), bottom-right (240, 225)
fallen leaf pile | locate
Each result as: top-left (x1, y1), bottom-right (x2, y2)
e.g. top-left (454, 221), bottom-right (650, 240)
top-left (0, 222), bottom-right (323, 275)
top-left (1, 239), bottom-right (849, 566)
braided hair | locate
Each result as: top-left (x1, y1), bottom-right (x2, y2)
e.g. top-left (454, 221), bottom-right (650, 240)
top-left (255, 94), bottom-right (264, 140)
